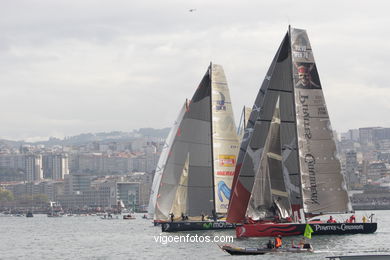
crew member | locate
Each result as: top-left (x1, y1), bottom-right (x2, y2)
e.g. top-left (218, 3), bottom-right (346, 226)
top-left (299, 237), bottom-right (306, 248)
top-left (274, 235), bottom-right (282, 248)
top-left (327, 216), bottom-right (336, 223)
top-left (362, 216), bottom-right (367, 223)
top-left (291, 240), bottom-right (299, 248)
top-left (349, 214), bottom-right (356, 223)
top-left (266, 240), bottom-right (274, 249)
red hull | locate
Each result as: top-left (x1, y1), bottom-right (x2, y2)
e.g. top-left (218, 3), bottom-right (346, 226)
top-left (236, 222), bottom-right (377, 237)
top-left (236, 223), bottom-right (302, 237)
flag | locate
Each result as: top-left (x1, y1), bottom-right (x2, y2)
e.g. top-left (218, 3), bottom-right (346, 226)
top-left (304, 224), bottom-right (313, 239)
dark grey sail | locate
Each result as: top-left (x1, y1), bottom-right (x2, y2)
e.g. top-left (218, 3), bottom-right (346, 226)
top-left (155, 67), bottom-right (213, 220)
top-left (228, 32), bottom-right (301, 222)
top-left (247, 98), bottom-right (292, 220)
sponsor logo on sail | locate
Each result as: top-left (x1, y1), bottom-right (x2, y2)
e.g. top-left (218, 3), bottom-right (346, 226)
top-left (216, 171), bottom-right (234, 176)
top-left (299, 93), bottom-right (311, 139)
top-left (299, 92), bottom-right (319, 205)
top-left (305, 154), bottom-right (319, 205)
top-left (217, 181), bottom-right (231, 202)
top-left (215, 92), bottom-right (227, 111)
top-left (218, 155), bottom-right (236, 167)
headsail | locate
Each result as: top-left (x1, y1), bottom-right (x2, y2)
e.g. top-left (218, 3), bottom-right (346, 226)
top-left (148, 101), bottom-right (187, 219)
top-left (211, 65), bottom-right (239, 214)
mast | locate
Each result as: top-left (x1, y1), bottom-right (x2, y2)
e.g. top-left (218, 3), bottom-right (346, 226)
top-left (288, 25), bottom-right (304, 218)
top-left (209, 62), bottom-right (216, 216)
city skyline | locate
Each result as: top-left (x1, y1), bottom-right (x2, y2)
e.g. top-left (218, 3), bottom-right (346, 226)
top-left (1, 1), bottom-right (389, 141)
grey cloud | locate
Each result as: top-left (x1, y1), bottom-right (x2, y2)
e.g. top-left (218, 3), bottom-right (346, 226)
top-left (0, 0), bottom-right (389, 140)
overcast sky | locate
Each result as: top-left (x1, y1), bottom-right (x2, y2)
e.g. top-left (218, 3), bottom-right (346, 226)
top-left (0, 0), bottom-right (389, 141)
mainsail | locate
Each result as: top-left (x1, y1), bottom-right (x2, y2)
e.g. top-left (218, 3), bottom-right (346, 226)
top-left (154, 63), bottom-right (239, 220)
top-left (227, 26), bottom-right (351, 223)
top-left (147, 101), bottom-right (187, 218)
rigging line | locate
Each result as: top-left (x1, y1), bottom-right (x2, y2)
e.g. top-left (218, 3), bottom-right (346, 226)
top-left (267, 88), bottom-right (293, 93)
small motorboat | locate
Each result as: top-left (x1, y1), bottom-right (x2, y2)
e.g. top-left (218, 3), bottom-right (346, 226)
top-left (123, 214), bottom-right (136, 220)
top-left (219, 244), bottom-right (313, 255)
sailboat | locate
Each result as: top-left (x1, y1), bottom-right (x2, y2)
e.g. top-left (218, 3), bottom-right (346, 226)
top-left (149, 63), bottom-right (240, 232)
top-left (227, 26), bottom-right (377, 237)
top-left (237, 106), bottom-right (252, 142)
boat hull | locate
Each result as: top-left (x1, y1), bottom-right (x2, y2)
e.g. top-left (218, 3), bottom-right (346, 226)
top-left (162, 221), bottom-right (236, 232)
top-left (220, 244), bottom-right (313, 255)
top-left (153, 220), bottom-right (167, 226)
top-left (236, 222), bottom-right (377, 237)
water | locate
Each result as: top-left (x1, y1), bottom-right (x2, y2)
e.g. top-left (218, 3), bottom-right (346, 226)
top-left (0, 210), bottom-right (389, 259)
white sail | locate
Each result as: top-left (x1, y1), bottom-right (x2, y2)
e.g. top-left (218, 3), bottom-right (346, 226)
top-left (147, 101), bottom-right (187, 219)
top-left (211, 64), bottom-right (239, 214)
top-left (170, 153), bottom-right (189, 218)
top-left (290, 27), bottom-right (352, 214)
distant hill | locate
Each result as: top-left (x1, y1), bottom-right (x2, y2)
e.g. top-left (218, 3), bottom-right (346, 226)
top-left (136, 128), bottom-right (170, 138)
top-left (0, 128), bottom-right (171, 147)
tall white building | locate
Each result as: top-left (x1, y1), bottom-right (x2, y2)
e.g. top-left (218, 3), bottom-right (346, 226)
top-left (25, 154), bottom-right (43, 182)
top-left (42, 153), bottom-right (70, 180)
top-left (53, 154), bottom-right (69, 180)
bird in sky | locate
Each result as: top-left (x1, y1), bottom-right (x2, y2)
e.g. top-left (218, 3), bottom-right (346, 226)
top-left (189, 9), bottom-right (196, 12)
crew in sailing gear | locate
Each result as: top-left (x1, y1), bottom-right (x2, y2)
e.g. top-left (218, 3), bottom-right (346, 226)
top-left (274, 235), bottom-right (282, 248)
top-left (349, 215), bottom-right (356, 223)
top-left (369, 213), bottom-right (374, 223)
top-left (327, 216), bottom-right (336, 223)
top-left (362, 216), bottom-right (367, 223)
top-left (212, 210), bottom-right (217, 221)
top-left (169, 213), bottom-right (174, 222)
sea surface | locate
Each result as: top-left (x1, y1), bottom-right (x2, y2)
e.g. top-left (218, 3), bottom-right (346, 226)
top-left (0, 210), bottom-right (389, 260)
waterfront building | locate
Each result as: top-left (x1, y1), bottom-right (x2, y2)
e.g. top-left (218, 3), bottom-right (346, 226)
top-left (25, 154), bottom-right (43, 182)
top-left (43, 153), bottom-right (69, 180)
top-left (345, 150), bottom-right (360, 189)
top-left (64, 173), bottom-right (91, 195)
